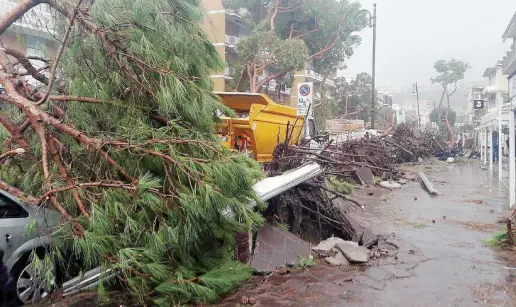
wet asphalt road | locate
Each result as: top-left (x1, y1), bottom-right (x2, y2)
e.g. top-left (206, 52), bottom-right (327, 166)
top-left (216, 162), bottom-right (515, 307)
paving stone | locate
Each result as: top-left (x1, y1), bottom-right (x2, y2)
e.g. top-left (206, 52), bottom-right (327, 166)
top-left (336, 241), bottom-right (370, 263)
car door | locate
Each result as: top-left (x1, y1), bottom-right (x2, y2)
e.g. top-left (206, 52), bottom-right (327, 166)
top-left (0, 194), bottom-right (30, 262)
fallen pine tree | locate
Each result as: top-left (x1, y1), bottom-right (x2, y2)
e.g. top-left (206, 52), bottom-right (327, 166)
top-left (0, 0), bottom-right (265, 305)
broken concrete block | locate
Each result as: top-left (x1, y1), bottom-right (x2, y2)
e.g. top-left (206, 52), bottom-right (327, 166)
top-left (356, 167), bottom-right (374, 185)
top-left (380, 181), bottom-right (402, 190)
top-left (250, 225), bottom-right (312, 273)
top-left (312, 236), bottom-right (346, 257)
top-left (397, 178), bottom-right (408, 185)
top-left (336, 241), bottom-right (371, 263)
top-left (323, 251), bottom-right (349, 267)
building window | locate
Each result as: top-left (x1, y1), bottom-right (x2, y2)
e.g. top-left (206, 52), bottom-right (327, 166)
top-left (26, 35), bottom-right (45, 58)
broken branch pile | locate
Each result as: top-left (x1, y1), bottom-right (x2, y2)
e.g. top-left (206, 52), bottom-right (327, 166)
top-left (264, 122), bottom-right (446, 245)
top-left (390, 123), bottom-right (447, 163)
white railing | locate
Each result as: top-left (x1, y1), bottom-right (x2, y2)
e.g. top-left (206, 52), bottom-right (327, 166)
top-left (0, 0), bottom-right (53, 34)
top-left (503, 46), bottom-right (516, 75)
top-left (225, 35), bottom-right (240, 48)
top-left (304, 69), bottom-right (335, 86)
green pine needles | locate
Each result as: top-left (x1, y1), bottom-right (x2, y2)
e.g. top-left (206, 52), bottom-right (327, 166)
top-left (0, 0), bottom-right (263, 305)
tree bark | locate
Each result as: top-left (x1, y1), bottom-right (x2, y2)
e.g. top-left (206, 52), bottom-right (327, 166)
top-left (0, 0), bottom-right (43, 35)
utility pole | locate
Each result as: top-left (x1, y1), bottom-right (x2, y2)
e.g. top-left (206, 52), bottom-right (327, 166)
top-left (357, 4), bottom-right (377, 129)
top-left (413, 82), bottom-right (421, 132)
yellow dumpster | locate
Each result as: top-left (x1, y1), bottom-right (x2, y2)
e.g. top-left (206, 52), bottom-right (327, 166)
top-left (215, 92), bottom-right (305, 163)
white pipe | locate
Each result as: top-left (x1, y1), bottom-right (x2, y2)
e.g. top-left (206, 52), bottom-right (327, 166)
top-left (499, 107), bottom-right (503, 179)
top-left (510, 103), bottom-right (515, 208)
top-left (489, 127), bottom-right (493, 171)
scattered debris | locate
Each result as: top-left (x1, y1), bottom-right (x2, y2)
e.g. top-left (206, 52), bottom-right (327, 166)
top-left (380, 181), bottom-right (402, 190)
top-left (241, 296), bottom-right (256, 305)
top-left (418, 172), bottom-right (439, 195)
top-left (398, 178), bottom-right (409, 185)
top-left (312, 237), bottom-right (347, 257)
top-left (324, 251), bottom-right (350, 267)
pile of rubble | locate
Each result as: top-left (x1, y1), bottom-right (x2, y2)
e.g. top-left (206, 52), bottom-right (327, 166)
top-left (312, 235), bottom-right (398, 267)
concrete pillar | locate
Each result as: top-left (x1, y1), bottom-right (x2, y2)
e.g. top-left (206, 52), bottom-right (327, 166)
top-left (489, 127), bottom-right (493, 171)
top-left (510, 107), bottom-right (515, 208)
top-left (499, 107), bottom-right (503, 179)
top-left (484, 128), bottom-right (488, 165)
top-left (480, 129), bottom-right (484, 162)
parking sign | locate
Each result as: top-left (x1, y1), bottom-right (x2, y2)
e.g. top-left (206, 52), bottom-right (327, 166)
top-left (297, 82), bottom-right (313, 117)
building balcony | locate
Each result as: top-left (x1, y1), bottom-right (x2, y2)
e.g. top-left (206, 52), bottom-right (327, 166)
top-left (302, 70), bottom-right (335, 87)
top-left (0, 0), bottom-right (54, 37)
top-left (225, 35), bottom-right (240, 49)
top-left (502, 46), bottom-right (516, 75)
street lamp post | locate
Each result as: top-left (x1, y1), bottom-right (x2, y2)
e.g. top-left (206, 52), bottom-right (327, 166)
top-left (412, 82), bottom-right (421, 132)
top-left (357, 4), bottom-right (377, 129)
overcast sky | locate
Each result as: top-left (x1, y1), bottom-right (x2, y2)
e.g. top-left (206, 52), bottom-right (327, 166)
top-left (343, 0), bottom-right (516, 89)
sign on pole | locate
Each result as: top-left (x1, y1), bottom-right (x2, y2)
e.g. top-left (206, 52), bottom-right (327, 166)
top-left (297, 82), bottom-right (314, 117)
top-left (473, 99), bottom-right (484, 110)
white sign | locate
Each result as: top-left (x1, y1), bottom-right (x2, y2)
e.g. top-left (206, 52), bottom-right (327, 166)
top-left (297, 82), bottom-right (313, 117)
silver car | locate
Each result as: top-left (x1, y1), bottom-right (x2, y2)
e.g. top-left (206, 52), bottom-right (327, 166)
top-left (0, 189), bottom-right (59, 304)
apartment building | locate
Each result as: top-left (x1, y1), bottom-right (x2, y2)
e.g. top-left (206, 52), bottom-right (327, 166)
top-left (504, 12), bottom-right (516, 103)
top-left (0, 0), bottom-right (57, 85)
top-left (201, 1), bottom-right (337, 107)
top-left (482, 62), bottom-right (508, 110)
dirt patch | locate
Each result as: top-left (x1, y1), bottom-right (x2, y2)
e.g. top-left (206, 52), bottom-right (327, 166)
top-left (454, 220), bottom-right (501, 233)
top-left (470, 282), bottom-right (509, 306)
top-left (460, 199), bottom-right (485, 205)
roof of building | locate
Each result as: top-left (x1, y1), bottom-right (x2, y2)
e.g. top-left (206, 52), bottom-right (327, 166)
top-left (483, 67), bottom-right (496, 78)
top-left (503, 11), bottom-right (516, 40)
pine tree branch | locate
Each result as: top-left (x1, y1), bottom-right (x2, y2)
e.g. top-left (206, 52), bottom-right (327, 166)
top-left (0, 83), bottom-right (102, 148)
top-left (3, 46), bottom-right (53, 87)
top-left (38, 0), bottom-right (84, 105)
top-left (0, 179), bottom-right (38, 204)
top-left (0, 148), bottom-right (25, 160)
top-left (48, 137), bottom-right (90, 218)
top-left (0, 114), bottom-right (30, 149)
top-left (38, 181), bottom-right (137, 203)
top-left (0, 0), bottom-right (43, 35)
top-left (48, 95), bottom-right (106, 103)
top-left (97, 149), bottom-right (136, 184)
